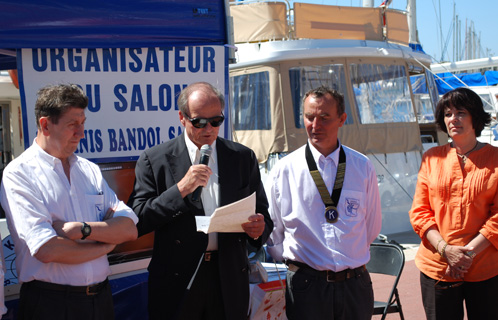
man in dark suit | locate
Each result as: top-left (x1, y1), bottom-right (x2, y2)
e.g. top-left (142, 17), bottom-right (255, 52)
top-left (128, 82), bottom-right (273, 320)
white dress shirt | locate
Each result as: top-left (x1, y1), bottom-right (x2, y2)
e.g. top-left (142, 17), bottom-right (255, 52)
top-left (265, 141), bottom-right (382, 271)
top-left (0, 140), bottom-right (138, 285)
top-left (185, 135), bottom-right (219, 251)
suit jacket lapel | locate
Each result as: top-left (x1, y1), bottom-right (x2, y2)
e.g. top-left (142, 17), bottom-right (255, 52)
top-left (167, 134), bottom-right (191, 182)
top-left (217, 138), bottom-right (236, 207)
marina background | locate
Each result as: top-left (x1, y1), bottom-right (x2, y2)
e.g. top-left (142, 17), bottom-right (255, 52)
top-left (293, 0), bottom-right (498, 63)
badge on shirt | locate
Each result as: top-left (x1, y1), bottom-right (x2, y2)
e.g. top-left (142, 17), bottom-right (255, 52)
top-left (95, 204), bottom-right (104, 218)
top-left (345, 198), bottom-right (360, 217)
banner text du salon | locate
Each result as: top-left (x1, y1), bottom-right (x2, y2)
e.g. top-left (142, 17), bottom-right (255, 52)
top-left (21, 46), bottom-right (226, 161)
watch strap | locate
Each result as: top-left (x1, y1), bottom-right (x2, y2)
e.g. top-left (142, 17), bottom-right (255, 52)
top-left (81, 222), bottom-right (91, 240)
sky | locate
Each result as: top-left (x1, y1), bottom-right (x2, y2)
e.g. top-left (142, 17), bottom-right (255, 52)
top-left (291, 0), bottom-right (498, 63)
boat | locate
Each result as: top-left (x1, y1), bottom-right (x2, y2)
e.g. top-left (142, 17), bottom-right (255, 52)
top-left (227, 0), bottom-right (446, 235)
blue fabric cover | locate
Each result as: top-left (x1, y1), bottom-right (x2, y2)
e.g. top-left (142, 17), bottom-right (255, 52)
top-left (0, 0), bottom-right (228, 70)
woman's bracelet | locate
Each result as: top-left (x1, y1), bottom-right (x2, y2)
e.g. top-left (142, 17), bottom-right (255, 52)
top-left (440, 243), bottom-right (448, 258)
top-left (436, 238), bottom-right (445, 255)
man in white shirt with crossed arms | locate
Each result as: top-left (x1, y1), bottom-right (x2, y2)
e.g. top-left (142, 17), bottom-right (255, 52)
top-left (265, 86), bottom-right (382, 320)
top-left (0, 84), bottom-right (138, 320)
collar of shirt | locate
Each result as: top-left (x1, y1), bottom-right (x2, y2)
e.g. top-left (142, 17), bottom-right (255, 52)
top-left (307, 139), bottom-right (341, 167)
top-left (308, 140), bottom-right (341, 193)
top-left (184, 134), bottom-right (218, 168)
top-left (33, 138), bottom-right (78, 169)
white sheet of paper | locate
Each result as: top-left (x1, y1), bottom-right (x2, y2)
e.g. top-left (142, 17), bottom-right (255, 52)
top-left (195, 192), bottom-right (256, 233)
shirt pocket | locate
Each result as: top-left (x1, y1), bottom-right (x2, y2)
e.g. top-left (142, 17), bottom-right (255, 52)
top-left (85, 194), bottom-right (105, 221)
top-left (340, 190), bottom-right (364, 221)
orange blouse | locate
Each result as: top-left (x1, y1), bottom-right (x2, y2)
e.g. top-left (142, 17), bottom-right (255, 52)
top-left (409, 143), bottom-right (498, 282)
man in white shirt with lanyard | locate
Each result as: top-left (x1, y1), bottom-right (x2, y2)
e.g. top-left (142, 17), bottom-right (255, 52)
top-left (0, 84), bottom-right (138, 320)
top-left (265, 86), bottom-right (382, 320)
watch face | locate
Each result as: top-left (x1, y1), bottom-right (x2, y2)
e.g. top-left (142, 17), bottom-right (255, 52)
top-left (82, 223), bottom-right (91, 239)
top-left (83, 226), bottom-right (91, 235)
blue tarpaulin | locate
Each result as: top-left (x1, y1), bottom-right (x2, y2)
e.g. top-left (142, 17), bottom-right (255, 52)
top-left (411, 71), bottom-right (498, 95)
top-left (435, 71), bottom-right (498, 94)
top-left (409, 43), bottom-right (426, 54)
top-left (0, 0), bottom-right (228, 70)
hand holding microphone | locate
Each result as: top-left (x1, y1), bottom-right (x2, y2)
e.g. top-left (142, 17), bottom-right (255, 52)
top-left (192, 144), bottom-right (212, 201)
top-left (176, 144), bottom-right (213, 200)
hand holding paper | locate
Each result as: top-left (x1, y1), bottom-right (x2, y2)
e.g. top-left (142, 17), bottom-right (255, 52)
top-left (242, 214), bottom-right (265, 240)
top-left (196, 192), bottom-right (260, 234)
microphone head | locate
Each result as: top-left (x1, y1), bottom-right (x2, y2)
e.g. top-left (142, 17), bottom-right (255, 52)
top-left (200, 144), bottom-right (212, 156)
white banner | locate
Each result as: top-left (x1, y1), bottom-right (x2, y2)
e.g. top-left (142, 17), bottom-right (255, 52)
top-left (19, 47), bottom-right (227, 162)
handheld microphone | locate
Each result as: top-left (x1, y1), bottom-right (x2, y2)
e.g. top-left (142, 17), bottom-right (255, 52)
top-left (192, 144), bottom-right (212, 202)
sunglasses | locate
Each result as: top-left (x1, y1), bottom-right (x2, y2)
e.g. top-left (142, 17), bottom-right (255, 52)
top-left (184, 113), bottom-right (225, 129)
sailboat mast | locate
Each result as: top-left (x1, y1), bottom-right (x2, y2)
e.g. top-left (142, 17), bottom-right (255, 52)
top-left (407, 0), bottom-right (419, 46)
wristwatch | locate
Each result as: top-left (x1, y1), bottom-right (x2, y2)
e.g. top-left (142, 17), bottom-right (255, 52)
top-left (466, 250), bottom-right (477, 259)
top-left (81, 222), bottom-right (92, 240)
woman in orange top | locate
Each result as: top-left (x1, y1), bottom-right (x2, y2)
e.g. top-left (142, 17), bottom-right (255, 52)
top-left (410, 87), bottom-right (498, 320)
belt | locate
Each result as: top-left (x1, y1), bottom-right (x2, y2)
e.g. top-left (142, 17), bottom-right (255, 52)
top-left (204, 251), bottom-right (218, 262)
top-left (27, 278), bottom-right (109, 296)
top-left (286, 260), bottom-right (366, 282)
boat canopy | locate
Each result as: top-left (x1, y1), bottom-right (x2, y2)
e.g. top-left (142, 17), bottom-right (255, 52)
top-left (230, 2), bottom-right (409, 45)
top-left (0, 0), bottom-right (229, 70)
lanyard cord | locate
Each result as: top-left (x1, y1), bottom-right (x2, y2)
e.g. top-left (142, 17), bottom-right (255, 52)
top-left (305, 143), bottom-right (346, 208)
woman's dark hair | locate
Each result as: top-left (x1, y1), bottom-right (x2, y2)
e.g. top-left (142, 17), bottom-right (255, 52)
top-left (434, 87), bottom-right (491, 137)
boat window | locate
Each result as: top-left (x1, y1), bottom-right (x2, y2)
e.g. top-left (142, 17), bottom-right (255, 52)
top-left (425, 70), bottom-right (440, 114)
top-left (289, 64), bottom-right (354, 128)
top-left (412, 94), bottom-right (435, 123)
top-left (229, 72), bottom-right (271, 130)
top-left (477, 93), bottom-right (495, 113)
top-left (351, 63), bottom-right (416, 124)
top-left (411, 74), bottom-right (434, 123)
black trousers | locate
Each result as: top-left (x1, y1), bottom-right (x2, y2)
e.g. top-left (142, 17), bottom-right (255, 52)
top-left (285, 265), bottom-right (373, 320)
top-left (420, 272), bottom-right (498, 320)
top-left (18, 279), bottom-right (114, 320)
top-left (175, 252), bottom-right (226, 320)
